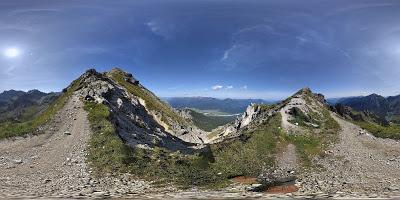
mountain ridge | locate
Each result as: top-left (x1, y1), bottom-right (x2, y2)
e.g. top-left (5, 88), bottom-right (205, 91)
top-left (1, 68), bottom-right (400, 198)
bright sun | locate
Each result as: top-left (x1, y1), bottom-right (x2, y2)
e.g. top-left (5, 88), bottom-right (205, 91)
top-left (4, 48), bottom-right (20, 58)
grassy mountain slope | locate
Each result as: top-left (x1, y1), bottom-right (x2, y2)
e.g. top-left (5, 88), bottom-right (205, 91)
top-left (333, 103), bottom-right (400, 140)
top-left (0, 79), bottom-right (83, 139)
top-left (338, 94), bottom-right (390, 117)
top-left (0, 90), bottom-right (59, 123)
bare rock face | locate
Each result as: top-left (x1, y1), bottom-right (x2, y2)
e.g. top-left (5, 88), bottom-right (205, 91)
top-left (176, 108), bottom-right (193, 120)
top-left (74, 69), bottom-right (204, 152)
top-left (77, 69), bottom-right (114, 103)
top-left (209, 104), bottom-right (268, 142)
top-left (314, 93), bottom-right (327, 105)
top-left (74, 69), bottom-right (211, 152)
top-left (239, 103), bottom-right (261, 129)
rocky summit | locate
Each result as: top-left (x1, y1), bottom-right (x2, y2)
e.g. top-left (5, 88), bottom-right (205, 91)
top-left (0, 68), bottom-right (399, 199)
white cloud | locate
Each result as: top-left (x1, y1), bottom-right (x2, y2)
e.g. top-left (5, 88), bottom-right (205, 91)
top-left (226, 85), bottom-right (234, 90)
top-left (145, 20), bottom-right (176, 39)
top-left (241, 85), bottom-right (248, 90)
top-left (146, 21), bottom-right (159, 34)
top-left (221, 45), bottom-right (239, 61)
top-left (212, 85), bottom-right (223, 91)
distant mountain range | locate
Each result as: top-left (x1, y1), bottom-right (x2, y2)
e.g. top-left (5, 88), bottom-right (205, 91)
top-left (164, 97), bottom-right (273, 114)
top-left (329, 94), bottom-right (400, 123)
top-left (0, 89), bottom-right (59, 122)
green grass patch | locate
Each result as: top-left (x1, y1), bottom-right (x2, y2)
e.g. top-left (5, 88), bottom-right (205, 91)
top-left (210, 113), bottom-right (282, 178)
top-left (355, 121), bottom-right (400, 140)
top-left (0, 79), bottom-right (83, 139)
top-left (286, 108), bottom-right (340, 167)
top-left (288, 107), bottom-right (316, 127)
top-left (257, 104), bottom-right (276, 112)
top-left (321, 109), bottom-right (341, 134)
top-left (84, 101), bottom-right (135, 174)
top-left (285, 134), bottom-right (321, 167)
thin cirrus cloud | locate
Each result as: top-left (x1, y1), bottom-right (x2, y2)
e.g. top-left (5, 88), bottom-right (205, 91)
top-left (211, 85), bottom-right (243, 91)
top-left (211, 85), bottom-right (223, 91)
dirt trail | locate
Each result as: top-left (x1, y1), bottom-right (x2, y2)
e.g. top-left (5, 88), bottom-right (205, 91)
top-left (0, 95), bottom-right (92, 197)
top-left (276, 144), bottom-right (298, 171)
top-left (299, 113), bottom-right (400, 195)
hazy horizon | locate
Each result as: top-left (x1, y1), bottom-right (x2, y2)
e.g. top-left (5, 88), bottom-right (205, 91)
top-left (1, 0), bottom-right (400, 99)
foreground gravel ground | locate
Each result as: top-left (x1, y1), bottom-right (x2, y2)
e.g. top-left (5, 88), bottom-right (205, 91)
top-left (298, 113), bottom-right (400, 197)
top-left (0, 95), bottom-right (153, 198)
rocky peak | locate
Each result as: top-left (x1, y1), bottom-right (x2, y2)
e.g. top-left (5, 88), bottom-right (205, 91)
top-left (314, 93), bottom-right (327, 105)
top-left (296, 87), bottom-right (312, 95)
top-left (81, 69), bottom-right (103, 80)
top-left (108, 67), bottom-right (139, 85)
top-left (76, 69), bottom-right (114, 103)
top-left (238, 103), bottom-right (261, 129)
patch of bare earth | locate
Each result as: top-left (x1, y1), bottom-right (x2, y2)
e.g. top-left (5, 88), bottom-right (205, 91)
top-left (232, 176), bottom-right (258, 185)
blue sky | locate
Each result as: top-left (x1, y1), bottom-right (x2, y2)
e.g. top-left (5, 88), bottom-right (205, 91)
top-left (1, 0), bottom-right (400, 100)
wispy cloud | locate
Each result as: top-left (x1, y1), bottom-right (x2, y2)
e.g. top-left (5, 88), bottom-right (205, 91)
top-left (145, 20), bottom-right (176, 39)
top-left (226, 85), bottom-right (234, 90)
top-left (241, 85), bottom-right (248, 90)
top-left (9, 8), bottom-right (61, 16)
top-left (221, 45), bottom-right (237, 61)
top-left (212, 85), bottom-right (223, 91)
top-left (233, 24), bottom-right (284, 37)
top-left (327, 3), bottom-right (400, 17)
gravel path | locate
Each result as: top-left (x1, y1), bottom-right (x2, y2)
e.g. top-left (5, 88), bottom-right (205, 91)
top-left (0, 95), bottom-right (92, 197)
top-left (299, 113), bottom-right (400, 197)
top-left (277, 144), bottom-right (298, 171)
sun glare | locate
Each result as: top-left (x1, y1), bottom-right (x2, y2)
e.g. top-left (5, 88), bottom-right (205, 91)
top-left (4, 48), bottom-right (19, 58)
